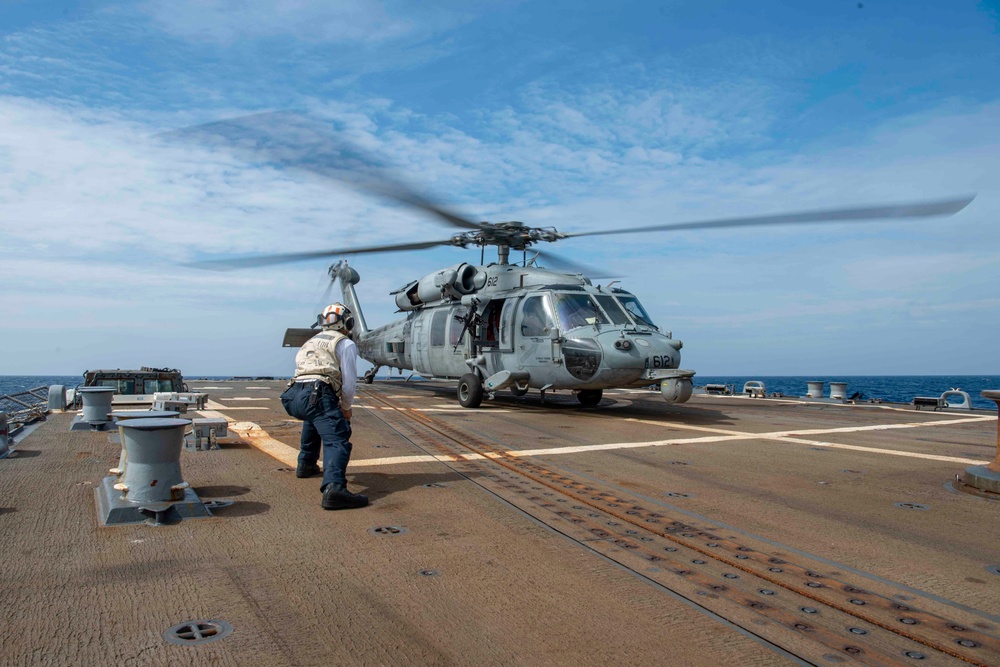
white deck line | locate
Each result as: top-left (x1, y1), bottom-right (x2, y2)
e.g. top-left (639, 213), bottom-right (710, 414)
top-left (206, 399), bottom-right (268, 411)
top-left (199, 408), bottom-right (992, 470)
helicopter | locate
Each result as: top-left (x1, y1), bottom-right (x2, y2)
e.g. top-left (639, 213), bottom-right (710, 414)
top-left (175, 112), bottom-right (975, 408)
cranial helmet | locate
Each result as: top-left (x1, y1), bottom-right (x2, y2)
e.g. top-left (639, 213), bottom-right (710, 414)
top-left (318, 303), bottom-right (355, 332)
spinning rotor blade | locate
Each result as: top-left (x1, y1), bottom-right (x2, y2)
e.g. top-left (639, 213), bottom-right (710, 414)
top-left (317, 260), bottom-right (342, 310)
top-left (186, 239), bottom-right (455, 270)
top-left (532, 250), bottom-right (618, 280)
top-left (163, 111), bottom-right (485, 231)
top-left (563, 196), bottom-right (975, 239)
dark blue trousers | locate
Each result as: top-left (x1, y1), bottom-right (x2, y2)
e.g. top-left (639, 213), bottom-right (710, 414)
top-left (280, 381), bottom-right (353, 489)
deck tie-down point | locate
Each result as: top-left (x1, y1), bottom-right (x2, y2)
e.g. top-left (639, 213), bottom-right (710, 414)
top-left (163, 619), bottom-right (233, 646)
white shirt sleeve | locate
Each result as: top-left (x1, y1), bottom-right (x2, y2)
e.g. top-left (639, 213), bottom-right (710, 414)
top-left (336, 337), bottom-right (358, 410)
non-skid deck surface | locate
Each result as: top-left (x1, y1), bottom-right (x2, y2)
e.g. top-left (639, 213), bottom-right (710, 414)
top-left (1, 379), bottom-right (998, 666)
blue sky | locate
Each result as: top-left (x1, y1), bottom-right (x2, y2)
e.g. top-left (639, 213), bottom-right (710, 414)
top-left (1, 0), bottom-right (998, 376)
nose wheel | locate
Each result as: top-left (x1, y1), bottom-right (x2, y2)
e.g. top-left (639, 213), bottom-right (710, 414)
top-left (458, 373), bottom-right (484, 408)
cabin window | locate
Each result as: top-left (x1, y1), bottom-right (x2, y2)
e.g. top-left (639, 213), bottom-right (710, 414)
top-left (386, 341), bottom-right (405, 353)
top-left (553, 294), bottom-right (609, 331)
top-left (500, 299), bottom-right (516, 345)
top-left (97, 379), bottom-right (134, 394)
top-left (520, 296), bottom-right (553, 337)
top-left (449, 307), bottom-right (469, 346)
top-left (431, 310), bottom-right (448, 346)
top-left (617, 295), bottom-right (657, 328)
top-left (562, 338), bottom-right (602, 381)
top-left (594, 295), bottom-right (631, 325)
top-left (144, 379), bottom-right (174, 394)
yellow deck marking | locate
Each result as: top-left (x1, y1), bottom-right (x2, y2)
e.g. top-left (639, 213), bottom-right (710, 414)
top-left (229, 422), bottom-right (298, 467)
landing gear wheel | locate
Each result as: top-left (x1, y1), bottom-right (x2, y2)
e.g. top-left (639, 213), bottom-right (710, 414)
top-left (577, 389), bottom-right (603, 407)
top-left (457, 373), bottom-right (484, 408)
top-left (510, 385), bottom-right (528, 397)
top-left (363, 371), bottom-right (376, 385)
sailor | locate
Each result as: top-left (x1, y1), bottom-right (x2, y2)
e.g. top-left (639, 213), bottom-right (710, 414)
top-left (280, 303), bottom-right (368, 510)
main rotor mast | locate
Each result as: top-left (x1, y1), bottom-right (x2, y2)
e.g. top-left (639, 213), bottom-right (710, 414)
top-left (455, 221), bottom-right (563, 266)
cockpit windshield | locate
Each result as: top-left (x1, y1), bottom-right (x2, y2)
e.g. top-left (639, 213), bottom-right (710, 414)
top-left (553, 293), bottom-right (609, 330)
top-left (616, 294), bottom-right (656, 328)
top-left (594, 295), bottom-right (631, 325)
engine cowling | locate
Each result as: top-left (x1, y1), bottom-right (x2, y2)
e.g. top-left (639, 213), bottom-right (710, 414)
top-left (393, 263), bottom-right (482, 310)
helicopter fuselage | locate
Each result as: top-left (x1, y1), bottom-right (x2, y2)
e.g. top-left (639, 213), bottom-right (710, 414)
top-left (334, 262), bottom-right (695, 405)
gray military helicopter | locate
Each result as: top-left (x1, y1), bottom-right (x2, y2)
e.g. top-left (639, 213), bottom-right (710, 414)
top-left (176, 112), bottom-right (974, 408)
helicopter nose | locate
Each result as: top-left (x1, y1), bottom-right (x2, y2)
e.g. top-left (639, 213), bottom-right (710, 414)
top-left (607, 333), bottom-right (682, 370)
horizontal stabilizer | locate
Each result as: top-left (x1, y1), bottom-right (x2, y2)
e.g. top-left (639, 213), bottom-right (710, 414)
top-left (282, 328), bottom-right (319, 348)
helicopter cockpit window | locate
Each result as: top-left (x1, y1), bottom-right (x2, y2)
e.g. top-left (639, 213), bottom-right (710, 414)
top-left (553, 293), bottom-right (609, 331)
top-left (617, 295), bottom-right (657, 328)
top-left (520, 296), bottom-right (553, 337)
top-left (594, 295), bottom-right (631, 325)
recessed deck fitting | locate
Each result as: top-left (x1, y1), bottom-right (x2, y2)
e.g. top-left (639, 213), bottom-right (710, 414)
top-left (894, 502), bottom-right (931, 510)
top-left (163, 619), bottom-right (233, 646)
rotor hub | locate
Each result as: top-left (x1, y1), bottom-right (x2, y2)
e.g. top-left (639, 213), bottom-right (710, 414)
top-left (451, 222), bottom-right (565, 251)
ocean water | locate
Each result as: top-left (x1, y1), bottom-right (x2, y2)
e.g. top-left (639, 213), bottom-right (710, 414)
top-left (696, 375), bottom-right (999, 410)
top-left (2, 375), bottom-right (998, 410)
top-left (0, 375), bottom-right (232, 397)
top-left (0, 376), bottom-right (83, 396)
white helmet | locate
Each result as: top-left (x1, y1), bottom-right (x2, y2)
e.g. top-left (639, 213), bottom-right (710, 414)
top-left (318, 303), bottom-right (354, 331)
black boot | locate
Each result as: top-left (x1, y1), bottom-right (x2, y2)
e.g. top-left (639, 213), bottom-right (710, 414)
top-left (321, 483), bottom-right (369, 510)
top-left (296, 463), bottom-right (321, 478)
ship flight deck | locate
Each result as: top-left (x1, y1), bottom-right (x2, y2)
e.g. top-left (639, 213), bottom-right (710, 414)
top-left (1, 380), bottom-right (998, 666)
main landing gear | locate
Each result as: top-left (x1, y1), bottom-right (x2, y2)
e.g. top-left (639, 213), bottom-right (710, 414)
top-left (457, 373), bottom-right (484, 408)
top-left (576, 389), bottom-right (603, 407)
